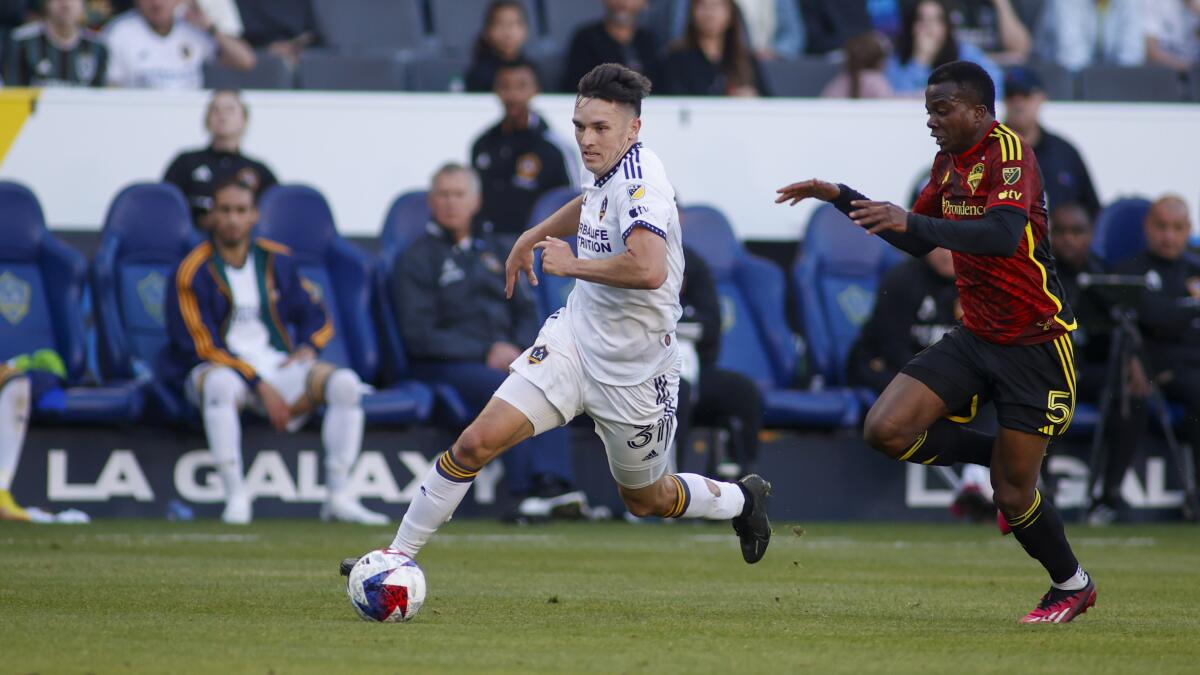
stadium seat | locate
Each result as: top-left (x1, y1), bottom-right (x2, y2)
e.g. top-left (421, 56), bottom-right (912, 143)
top-left (407, 55), bottom-right (470, 92)
top-left (682, 205), bottom-right (860, 428)
top-left (203, 51), bottom-right (293, 90)
top-left (380, 190), bottom-right (433, 266)
top-left (91, 182), bottom-right (202, 422)
top-left (0, 182), bottom-right (143, 424)
top-left (1079, 65), bottom-right (1185, 102)
top-left (793, 204), bottom-right (893, 386)
top-left (296, 51), bottom-right (408, 91)
top-left (540, 0), bottom-right (606, 52)
top-left (257, 185), bottom-right (435, 425)
top-left (1021, 62), bottom-right (1074, 101)
top-left (760, 58), bottom-right (841, 97)
top-left (1091, 197), bottom-right (1151, 266)
top-left (527, 186), bottom-right (581, 316)
top-left (313, 0), bottom-right (430, 54)
top-left (429, 0), bottom-right (538, 55)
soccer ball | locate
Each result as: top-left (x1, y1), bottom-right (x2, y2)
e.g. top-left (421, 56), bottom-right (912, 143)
top-left (346, 548), bottom-right (427, 622)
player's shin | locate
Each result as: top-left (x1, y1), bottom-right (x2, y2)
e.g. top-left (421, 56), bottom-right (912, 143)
top-left (390, 450), bottom-right (480, 557)
top-left (664, 473), bottom-right (746, 520)
top-left (1004, 488), bottom-right (1084, 587)
top-left (322, 370), bottom-right (365, 499)
top-left (895, 419), bottom-right (994, 467)
top-left (0, 376), bottom-right (31, 492)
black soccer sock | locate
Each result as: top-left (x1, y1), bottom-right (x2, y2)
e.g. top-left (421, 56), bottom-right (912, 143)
top-left (1006, 489), bottom-right (1079, 584)
top-left (895, 419), bottom-right (994, 467)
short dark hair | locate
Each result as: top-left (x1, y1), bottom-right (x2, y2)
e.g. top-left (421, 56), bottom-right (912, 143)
top-left (212, 174), bottom-right (257, 205)
top-left (494, 57), bottom-right (541, 87)
top-left (576, 63), bottom-right (652, 116)
top-left (928, 60), bottom-right (996, 115)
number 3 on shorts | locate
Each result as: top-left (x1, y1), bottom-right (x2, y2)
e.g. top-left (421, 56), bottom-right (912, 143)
top-left (1046, 390), bottom-right (1072, 425)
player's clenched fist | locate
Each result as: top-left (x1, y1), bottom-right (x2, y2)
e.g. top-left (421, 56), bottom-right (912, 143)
top-left (534, 236), bottom-right (577, 278)
top-left (774, 178), bottom-right (840, 206)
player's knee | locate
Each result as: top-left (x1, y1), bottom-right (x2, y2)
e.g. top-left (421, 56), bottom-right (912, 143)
top-left (862, 408), bottom-right (909, 457)
top-left (325, 368), bottom-right (362, 408)
top-left (203, 368), bottom-right (246, 408)
top-left (620, 491), bottom-right (660, 518)
top-left (452, 426), bottom-right (500, 469)
top-left (990, 478), bottom-right (1034, 517)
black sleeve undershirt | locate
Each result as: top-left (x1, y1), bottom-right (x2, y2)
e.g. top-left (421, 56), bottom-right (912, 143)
top-left (832, 183), bottom-right (1027, 258)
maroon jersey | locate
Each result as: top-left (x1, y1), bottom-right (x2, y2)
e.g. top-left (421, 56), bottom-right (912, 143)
top-left (912, 122), bottom-right (1076, 346)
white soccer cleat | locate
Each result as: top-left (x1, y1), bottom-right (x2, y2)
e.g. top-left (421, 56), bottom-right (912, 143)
top-left (322, 495), bottom-right (389, 525)
top-left (221, 490), bottom-right (252, 525)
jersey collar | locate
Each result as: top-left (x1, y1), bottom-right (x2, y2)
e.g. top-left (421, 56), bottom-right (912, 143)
top-left (955, 121), bottom-right (999, 162)
top-left (592, 142), bottom-right (641, 189)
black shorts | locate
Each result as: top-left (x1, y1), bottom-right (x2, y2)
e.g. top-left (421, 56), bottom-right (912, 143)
top-left (901, 326), bottom-right (1077, 437)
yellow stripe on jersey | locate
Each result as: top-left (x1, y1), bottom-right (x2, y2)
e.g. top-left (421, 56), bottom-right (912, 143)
top-left (1024, 223), bottom-right (1078, 332)
top-left (997, 124), bottom-right (1023, 161)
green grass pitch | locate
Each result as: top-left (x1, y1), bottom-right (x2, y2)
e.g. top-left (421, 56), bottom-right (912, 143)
top-left (2, 519), bottom-right (1199, 673)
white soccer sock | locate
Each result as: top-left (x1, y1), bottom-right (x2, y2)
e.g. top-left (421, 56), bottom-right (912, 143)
top-left (1051, 566), bottom-right (1090, 591)
top-left (667, 473), bottom-right (746, 520)
top-left (322, 369), bottom-right (365, 499)
top-left (0, 377), bottom-right (31, 492)
top-left (390, 451), bottom-right (478, 557)
top-left (202, 368), bottom-right (247, 497)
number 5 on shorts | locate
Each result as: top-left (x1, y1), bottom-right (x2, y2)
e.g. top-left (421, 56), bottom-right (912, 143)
top-left (1046, 390), bottom-right (1072, 425)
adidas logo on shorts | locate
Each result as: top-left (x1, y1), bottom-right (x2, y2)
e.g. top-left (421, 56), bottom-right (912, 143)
top-left (641, 449), bottom-right (658, 461)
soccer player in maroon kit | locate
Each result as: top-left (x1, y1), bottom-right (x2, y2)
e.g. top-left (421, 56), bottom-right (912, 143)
top-left (777, 61), bottom-right (1095, 623)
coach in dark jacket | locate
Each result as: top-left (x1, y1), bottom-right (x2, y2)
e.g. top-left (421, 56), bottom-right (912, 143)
top-left (392, 164), bottom-right (580, 515)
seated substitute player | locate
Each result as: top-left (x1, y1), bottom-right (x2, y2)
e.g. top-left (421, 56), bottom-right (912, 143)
top-left (342, 63), bottom-right (772, 576)
top-left (776, 61), bottom-right (1095, 623)
top-left (159, 176), bottom-right (386, 526)
top-left (0, 367), bottom-right (31, 521)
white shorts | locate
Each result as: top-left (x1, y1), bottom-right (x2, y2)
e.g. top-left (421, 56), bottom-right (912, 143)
top-left (186, 359), bottom-right (315, 432)
top-left (494, 309), bottom-right (680, 490)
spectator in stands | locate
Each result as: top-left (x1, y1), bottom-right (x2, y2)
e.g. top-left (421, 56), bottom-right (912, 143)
top-left (1143, 0), bottom-right (1200, 73)
top-left (0, 366), bottom-right (31, 521)
top-left (661, 0), bottom-right (770, 97)
top-left (847, 248), bottom-right (958, 395)
top-left (801, 0), bottom-right (871, 55)
top-left (164, 89), bottom-right (278, 231)
top-left (673, 246), bottom-right (766, 477)
top-left (885, 0), bottom-right (1003, 97)
top-left (104, 0), bottom-right (255, 88)
top-left (1110, 196), bottom-right (1200, 521)
top-left (465, 0), bottom-right (531, 93)
top-left (562, 0), bottom-right (661, 92)
top-left (237, 0), bottom-right (319, 67)
top-left (820, 29), bottom-right (893, 98)
top-left (471, 60), bottom-right (574, 236)
top-left (3, 0), bottom-right (108, 87)
top-left (946, 0), bottom-right (1038, 65)
top-left (195, 0), bottom-right (241, 37)
top-left (667, 0), bottom-right (805, 60)
top-left (393, 164), bottom-right (584, 521)
top-left (1002, 67), bottom-right (1101, 218)
top-left (159, 176), bottom-right (386, 525)
top-left (1034, 0), bottom-right (1144, 72)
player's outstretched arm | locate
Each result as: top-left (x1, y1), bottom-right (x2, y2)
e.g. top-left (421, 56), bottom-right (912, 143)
top-left (776, 178), bottom-right (934, 257)
top-left (505, 195), bottom-right (584, 298)
top-left (536, 228), bottom-right (667, 290)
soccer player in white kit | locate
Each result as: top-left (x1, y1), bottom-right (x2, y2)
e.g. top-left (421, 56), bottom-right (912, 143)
top-left (344, 64), bottom-right (772, 574)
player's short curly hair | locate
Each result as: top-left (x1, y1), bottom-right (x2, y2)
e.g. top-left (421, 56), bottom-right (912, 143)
top-left (928, 60), bottom-right (996, 115)
top-left (576, 63), bottom-right (653, 116)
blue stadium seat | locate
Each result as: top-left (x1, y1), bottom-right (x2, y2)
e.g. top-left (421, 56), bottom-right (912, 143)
top-left (0, 182), bottom-right (142, 423)
top-left (296, 51), bottom-right (408, 91)
top-left (1091, 197), bottom-right (1151, 266)
top-left (203, 51), bottom-right (293, 89)
top-left (527, 186), bottom-right (581, 316)
top-left (793, 204), bottom-right (893, 386)
top-left (760, 58), bottom-right (841, 97)
top-left (91, 182), bottom-right (202, 422)
top-left (429, 0), bottom-right (538, 55)
top-left (682, 205), bottom-right (860, 428)
top-left (540, 0), bottom-right (606, 51)
top-left (407, 55), bottom-right (469, 91)
top-left (374, 190), bottom-right (469, 425)
top-left (257, 185), bottom-right (435, 425)
top-left (313, 0), bottom-right (430, 54)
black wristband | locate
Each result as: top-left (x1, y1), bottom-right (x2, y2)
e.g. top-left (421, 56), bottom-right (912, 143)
top-left (832, 183), bottom-right (868, 217)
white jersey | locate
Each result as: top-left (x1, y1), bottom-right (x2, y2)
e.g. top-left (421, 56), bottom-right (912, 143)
top-left (103, 11), bottom-right (215, 89)
top-left (566, 142), bottom-right (684, 386)
top-left (223, 256), bottom-right (287, 376)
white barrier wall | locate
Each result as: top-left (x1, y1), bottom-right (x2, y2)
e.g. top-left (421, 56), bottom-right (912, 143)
top-left (1, 88), bottom-right (1197, 240)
